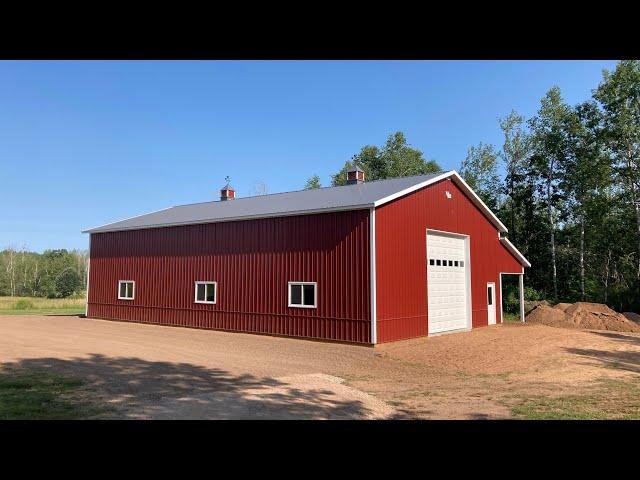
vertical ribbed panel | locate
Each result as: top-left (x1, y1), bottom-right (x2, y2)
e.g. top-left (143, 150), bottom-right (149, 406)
top-left (375, 178), bottom-right (523, 343)
top-left (88, 210), bottom-right (371, 343)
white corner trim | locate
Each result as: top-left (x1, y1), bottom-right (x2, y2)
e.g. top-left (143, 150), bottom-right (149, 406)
top-left (85, 234), bottom-right (91, 316)
top-left (498, 273), bottom-right (503, 324)
top-left (370, 207), bottom-right (377, 344)
top-left (373, 170), bottom-right (509, 234)
top-left (500, 237), bottom-right (531, 268)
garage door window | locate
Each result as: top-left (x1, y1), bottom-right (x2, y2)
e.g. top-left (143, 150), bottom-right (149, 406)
top-left (288, 282), bottom-right (317, 308)
top-left (118, 280), bottom-right (134, 300)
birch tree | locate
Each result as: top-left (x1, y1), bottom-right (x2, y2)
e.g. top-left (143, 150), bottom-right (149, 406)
top-left (459, 142), bottom-right (501, 211)
top-left (498, 110), bottom-right (532, 242)
top-left (594, 60), bottom-right (640, 285)
top-left (562, 102), bottom-right (610, 301)
top-left (528, 87), bottom-right (572, 301)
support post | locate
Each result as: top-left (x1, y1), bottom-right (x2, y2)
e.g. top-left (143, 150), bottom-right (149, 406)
top-left (519, 273), bottom-right (525, 322)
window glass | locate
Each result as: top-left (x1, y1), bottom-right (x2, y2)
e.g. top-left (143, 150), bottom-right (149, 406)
top-left (460, 260), bottom-right (464, 267)
top-left (196, 283), bottom-right (206, 302)
top-left (290, 284), bottom-right (302, 305)
top-left (436, 260), bottom-right (441, 266)
top-left (206, 283), bottom-right (216, 303)
top-left (455, 261), bottom-right (459, 267)
top-left (120, 282), bottom-right (127, 298)
top-left (448, 260), bottom-right (453, 266)
top-left (127, 282), bottom-right (134, 298)
top-left (429, 259), bottom-right (435, 266)
top-left (303, 284), bottom-right (315, 306)
top-left (488, 286), bottom-right (493, 305)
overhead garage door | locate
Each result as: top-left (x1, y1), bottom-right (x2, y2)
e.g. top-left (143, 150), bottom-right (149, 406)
top-left (427, 232), bottom-right (469, 334)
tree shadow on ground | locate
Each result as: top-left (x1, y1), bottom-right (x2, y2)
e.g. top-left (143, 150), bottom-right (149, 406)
top-left (1, 354), bottom-right (385, 420)
top-left (565, 332), bottom-right (640, 374)
top-left (589, 331), bottom-right (640, 346)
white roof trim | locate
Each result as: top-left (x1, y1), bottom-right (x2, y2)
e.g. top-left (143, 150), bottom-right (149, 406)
top-left (374, 170), bottom-right (508, 233)
top-left (83, 206), bottom-right (174, 234)
top-left (500, 237), bottom-right (531, 268)
top-left (373, 171), bottom-right (453, 208)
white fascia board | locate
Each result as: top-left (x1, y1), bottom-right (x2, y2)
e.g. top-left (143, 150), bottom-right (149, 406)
top-left (448, 172), bottom-right (508, 233)
top-left (500, 237), bottom-right (531, 268)
top-left (81, 206), bottom-right (174, 234)
top-left (373, 170), bottom-right (509, 234)
top-left (373, 171), bottom-right (454, 208)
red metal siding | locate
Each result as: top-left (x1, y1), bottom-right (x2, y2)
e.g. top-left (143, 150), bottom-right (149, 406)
top-left (375, 178), bottom-right (523, 343)
top-left (88, 210), bottom-right (371, 343)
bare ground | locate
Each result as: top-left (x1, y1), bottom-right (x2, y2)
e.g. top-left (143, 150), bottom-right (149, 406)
top-left (1, 315), bottom-right (639, 419)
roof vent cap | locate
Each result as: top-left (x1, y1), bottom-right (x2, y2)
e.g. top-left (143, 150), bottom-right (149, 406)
top-left (346, 166), bottom-right (365, 185)
top-left (220, 176), bottom-right (235, 201)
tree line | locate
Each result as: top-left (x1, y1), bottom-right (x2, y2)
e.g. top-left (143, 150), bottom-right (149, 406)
top-left (306, 60), bottom-right (640, 313)
top-left (0, 247), bottom-right (87, 298)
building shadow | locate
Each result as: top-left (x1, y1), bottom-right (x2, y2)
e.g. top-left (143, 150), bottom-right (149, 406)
top-left (1, 354), bottom-right (383, 420)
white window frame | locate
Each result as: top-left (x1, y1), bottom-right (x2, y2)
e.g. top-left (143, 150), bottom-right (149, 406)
top-left (288, 281), bottom-right (317, 308)
top-left (118, 280), bottom-right (135, 300)
top-left (194, 281), bottom-right (217, 304)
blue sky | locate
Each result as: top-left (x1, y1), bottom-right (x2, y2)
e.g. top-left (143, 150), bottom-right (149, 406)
top-left (0, 60), bottom-right (617, 252)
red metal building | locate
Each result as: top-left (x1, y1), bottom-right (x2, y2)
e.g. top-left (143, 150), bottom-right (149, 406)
top-left (84, 170), bottom-right (529, 344)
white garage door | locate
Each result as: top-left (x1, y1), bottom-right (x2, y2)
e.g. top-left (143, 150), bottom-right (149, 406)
top-left (427, 232), bottom-right (469, 334)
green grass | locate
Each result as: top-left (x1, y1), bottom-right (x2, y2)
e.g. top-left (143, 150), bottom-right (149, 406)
top-left (0, 296), bottom-right (85, 316)
top-left (502, 312), bottom-right (521, 323)
top-left (510, 377), bottom-right (640, 419)
top-left (0, 368), bottom-right (109, 419)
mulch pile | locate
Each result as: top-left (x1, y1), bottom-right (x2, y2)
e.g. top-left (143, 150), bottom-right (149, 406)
top-left (526, 302), bottom-right (640, 333)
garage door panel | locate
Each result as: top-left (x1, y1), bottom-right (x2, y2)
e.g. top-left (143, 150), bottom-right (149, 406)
top-left (427, 232), bottom-right (468, 334)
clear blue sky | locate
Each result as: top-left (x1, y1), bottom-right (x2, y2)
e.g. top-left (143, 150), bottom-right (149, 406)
top-left (0, 60), bottom-right (617, 252)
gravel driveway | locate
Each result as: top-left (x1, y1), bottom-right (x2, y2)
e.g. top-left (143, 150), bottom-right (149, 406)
top-left (1, 315), bottom-right (639, 419)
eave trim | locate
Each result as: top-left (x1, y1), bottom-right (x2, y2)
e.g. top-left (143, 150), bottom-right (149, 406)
top-left (500, 237), bottom-right (531, 268)
top-left (373, 171), bottom-right (509, 233)
top-left (82, 204), bottom-right (375, 234)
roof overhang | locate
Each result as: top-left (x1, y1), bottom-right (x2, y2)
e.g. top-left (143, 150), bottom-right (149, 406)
top-left (82, 204), bottom-right (374, 234)
top-left (83, 170), bottom-right (514, 238)
top-left (500, 237), bottom-right (531, 268)
top-left (373, 170), bottom-right (509, 233)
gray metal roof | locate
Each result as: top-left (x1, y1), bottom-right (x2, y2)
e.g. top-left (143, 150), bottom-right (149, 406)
top-left (84, 172), bottom-right (448, 233)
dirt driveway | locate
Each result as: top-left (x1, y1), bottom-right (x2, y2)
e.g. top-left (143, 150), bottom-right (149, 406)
top-left (1, 315), bottom-right (639, 419)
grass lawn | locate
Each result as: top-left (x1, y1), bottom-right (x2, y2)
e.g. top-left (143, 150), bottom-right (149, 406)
top-left (510, 377), bottom-right (640, 419)
top-left (0, 368), bottom-right (109, 419)
top-left (502, 312), bottom-right (522, 323)
top-left (0, 296), bottom-right (85, 316)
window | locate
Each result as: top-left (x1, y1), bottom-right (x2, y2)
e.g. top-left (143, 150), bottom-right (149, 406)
top-left (436, 260), bottom-right (441, 266)
top-left (448, 260), bottom-right (453, 266)
top-left (195, 281), bottom-right (217, 304)
top-left (460, 260), bottom-right (465, 267)
top-left (429, 259), bottom-right (435, 266)
top-left (454, 261), bottom-right (459, 267)
top-left (288, 282), bottom-right (317, 308)
top-left (487, 285), bottom-right (493, 305)
top-left (118, 281), bottom-right (134, 300)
